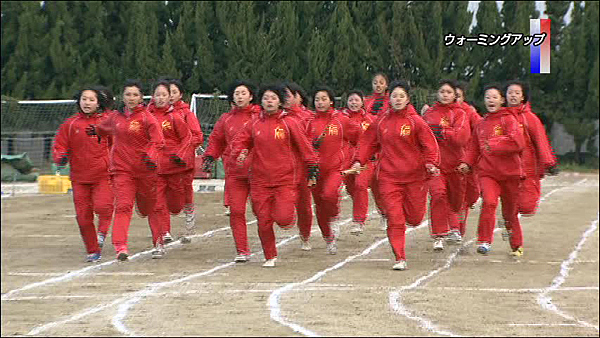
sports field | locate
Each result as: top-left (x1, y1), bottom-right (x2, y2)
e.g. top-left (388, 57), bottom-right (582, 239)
top-left (1, 172), bottom-right (598, 336)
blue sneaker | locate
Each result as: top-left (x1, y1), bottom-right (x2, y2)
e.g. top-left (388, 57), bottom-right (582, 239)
top-left (477, 243), bottom-right (491, 255)
top-left (97, 233), bottom-right (106, 248)
top-left (86, 252), bottom-right (101, 262)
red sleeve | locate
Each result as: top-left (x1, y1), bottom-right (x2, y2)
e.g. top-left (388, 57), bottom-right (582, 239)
top-left (443, 108), bottom-right (470, 147)
top-left (356, 119), bottom-right (381, 165)
top-left (229, 118), bottom-right (255, 160)
top-left (95, 114), bottom-right (115, 137)
top-left (184, 108), bottom-right (204, 147)
top-left (144, 112), bottom-right (165, 163)
top-left (463, 128), bottom-right (481, 167)
top-left (488, 116), bottom-right (525, 154)
top-left (341, 115), bottom-right (361, 147)
top-left (172, 114), bottom-right (193, 160)
top-left (286, 117), bottom-right (319, 167)
top-left (525, 112), bottom-right (557, 169)
top-left (52, 118), bottom-right (73, 164)
top-left (203, 115), bottom-right (228, 159)
top-left (414, 116), bottom-right (441, 167)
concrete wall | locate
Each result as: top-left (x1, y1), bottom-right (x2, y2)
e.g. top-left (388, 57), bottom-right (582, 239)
top-left (550, 120), bottom-right (599, 156)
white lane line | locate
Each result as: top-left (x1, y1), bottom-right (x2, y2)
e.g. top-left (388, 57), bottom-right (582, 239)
top-left (268, 215), bottom-right (429, 337)
top-left (388, 181), bottom-right (584, 337)
top-left (508, 323), bottom-right (588, 327)
top-left (1, 224), bottom-right (237, 301)
top-left (536, 212), bottom-right (599, 332)
top-left (27, 229), bottom-right (298, 336)
top-left (8, 272), bottom-right (156, 277)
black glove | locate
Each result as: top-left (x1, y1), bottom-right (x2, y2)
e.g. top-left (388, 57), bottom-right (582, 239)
top-left (85, 124), bottom-right (97, 136)
top-left (58, 155), bottom-right (68, 167)
top-left (170, 154), bottom-right (186, 166)
top-left (546, 164), bottom-right (560, 176)
top-left (313, 137), bottom-right (323, 150)
top-left (429, 124), bottom-right (444, 140)
top-left (202, 156), bottom-right (215, 172)
top-left (308, 165), bottom-right (320, 181)
top-left (142, 155), bottom-right (157, 170)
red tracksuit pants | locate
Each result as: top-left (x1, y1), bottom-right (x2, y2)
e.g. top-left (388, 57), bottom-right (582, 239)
top-left (148, 172), bottom-right (187, 245)
top-left (370, 173), bottom-right (386, 216)
top-left (225, 175), bottom-right (251, 255)
top-left (344, 164), bottom-right (374, 224)
top-left (250, 184), bottom-right (297, 260)
top-left (183, 169), bottom-right (195, 215)
top-left (477, 176), bottom-right (523, 249)
top-left (456, 172), bottom-right (481, 235)
top-left (296, 173), bottom-right (314, 242)
top-left (311, 170), bottom-right (342, 242)
top-left (518, 176), bottom-right (541, 216)
top-left (72, 179), bottom-right (114, 254)
top-left (112, 171), bottom-right (158, 253)
top-left (428, 172), bottom-right (466, 237)
top-left (378, 179), bottom-right (428, 261)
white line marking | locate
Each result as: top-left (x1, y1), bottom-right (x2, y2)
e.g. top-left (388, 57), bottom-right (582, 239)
top-left (388, 181), bottom-right (585, 336)
top-left (536, 212), bottom-right (599, 332)
top-left (508, 323), bottom-right (587, 327)
top-left (2, 225), bottom-right (235, 301)
top-left (268, 214), bottom-right (429, 337)
top-left (8, 272), bottom-right (156, 277)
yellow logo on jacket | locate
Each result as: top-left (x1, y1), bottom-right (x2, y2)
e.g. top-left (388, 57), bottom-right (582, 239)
top-left (494, 125), bottom-right (504, 136)
top-left (361, 121), bottom-right (370, 131)
top-left (400, 124), bottom-right (411, 136)
top-left (162, 120), bottom-right (172, 131)
top-left (327, 124), bottom-right (338, 136)
top-left (440, 117), bottom-right (450, 127)
top-left (274, 126), bottom-right (285, 139)
top-left (129, 121), bottom-right (141, 132)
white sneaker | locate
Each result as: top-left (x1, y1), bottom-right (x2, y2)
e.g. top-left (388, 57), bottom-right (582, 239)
top-left (163, 232), bottom-right (174, 244)
top-left (224, 206), bottom-right (231, 216)
top-left (433, 238), bottom-right (444, 251)
top-left (446, 230), bottom-right (462, 244)
top-left (349, 222), bottom-right (365, 235)
top-left (477, 242), bottom-right (491, 255)
top-left (151, 244), bottom-right (165, 259)
top-left (234, 254), bottom-right (250, 262)
top-left (327, 240), bottom-right (337, 255)
top-left (379, 216), bottom-right (387, 231)
top-left (185, 212), bottom-right (196, 233)
top-left (392, 260), bottom-right (407, 270)
top-left (331, 223), bottom-right (340, 239)
top-left (301, 239), bottom-right (312, 251)
top-left (262, 258), bottom-right (277, 267)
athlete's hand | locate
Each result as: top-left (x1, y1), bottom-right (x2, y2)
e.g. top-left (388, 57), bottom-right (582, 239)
top-left (341, 162), bottom-right (365, 176)
top-left (170, 154), bottom-right (186, 166)
top-left (456, 162), bottom-right (470, 174)
top-left (236, 149), bottom-right (248, 166)
top-left (202, 156), bottom-right (215, 172)
top-left (85, 124), bottom-right (97, 136)
top-left (425, 163), bottom-right (440, 176)
top-left (142, 154), bottom-right (157, 170)
top-left (546, 164), bottom-right (560, 176)
top-left (420, 104), bottom-right (430, 115)
top-left (57, 155), bottom-right (68, 167)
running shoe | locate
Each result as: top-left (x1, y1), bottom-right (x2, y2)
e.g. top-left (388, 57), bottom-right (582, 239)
top-left (392, 260), bottom-right (407, 271)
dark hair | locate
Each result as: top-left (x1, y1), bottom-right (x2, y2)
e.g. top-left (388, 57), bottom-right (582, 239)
top-left (74, 86), bottom-right (101, 113)
top-left (93, 85), bottom-right (114, 111)
top-left (504, 80), bottom-right (530, 103)
top-left (372, 72), bottom-right (389, 85)
top-left (258, 83), bottom-right (287, 107)
top-left (438, 79), bottom-right (459, 92)
top-left (347, 89), bottom-right (364, 102)
top-left (455, 80), bottom-right (468, 94)
top-left (168, 78), bottom-right (184, 95)
top-left (285, 81), bottom-right (308, 105)
top-left (123, 79), bottom-right (144, 95)
top-left (388, 80), bottom-right (411, 99)
top-left (312, 85), bottom-right (336, 109)
top-left (483, 83), bottom-right (506, 107)
top-left (227, 80), bottom-right (257, 105)
top-left (152, 80), bottom-right (171, 94)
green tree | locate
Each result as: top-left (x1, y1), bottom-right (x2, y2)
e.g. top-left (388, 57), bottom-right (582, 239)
top-left (268, 1), bottom-right (302, 81)
top-left (187, 1), bottom-right (217, 93)
top-left (501, 1), bottom-right (539, 81)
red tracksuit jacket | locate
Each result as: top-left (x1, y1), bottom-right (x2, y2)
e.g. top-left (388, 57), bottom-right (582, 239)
top-left (230, 109), bottom-right (319, 187)
top-left (341, 107), bottom-right (374, 167)
top-left (460, 102), bottom-right (483, 129)
top-left (364, 92), bottom-right (390, 116)
top-left (96, 104), bottom-right (165, 174)
top-left (423, 102), bottom-right (471, 174)
top-left (463, 107), bottom-right (525, 180)
top-left (514, 102), bottom-right (557, 177)
top-left (147, 103), bottom-right (194, 175)
top-left (307, 108), bottom-right (361, 173)
top-left (356, 104), bottom-right (440, 183)
top-left (172, 100), bottom-right (204, 148)
top-left (53, 111), bottom-right (112, 183)
top-left (203, 104), bottom-right (261, 178)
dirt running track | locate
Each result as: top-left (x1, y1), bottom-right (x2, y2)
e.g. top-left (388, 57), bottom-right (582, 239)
top-left (1, 173), bottom-right (598, 336)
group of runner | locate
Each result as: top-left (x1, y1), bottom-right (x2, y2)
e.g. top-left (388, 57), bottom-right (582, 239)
top-left (53, 73), bottom-right (558, 270)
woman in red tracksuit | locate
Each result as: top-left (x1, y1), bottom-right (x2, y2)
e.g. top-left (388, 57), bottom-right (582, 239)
top-left (455, 83), bottom-right (483, 235)
top-left (505, 80), bottom-right (558, 218)
top-left (350, 80), bottom-right (440, 271)
top-left (146, 81), bottom-right (193, 258)
top-left (53, 86), bottom-right (114, 262)
top-left (458, 84), bottom-right (525, 257)
top-left (341, 90), bottom-right (375, 235)
top-left (308, 86), bottom-right (361, 254)
top-left (203, 80), bottom-right (261, 262)
top-left (88, 80), bottom-right (165, 261)
top-left (230, 84), bottom-right (319, 268)
top-left (169, 79), bottom-right (204, 243)
top-left (284, 82), bottom-right (315, 252)
top-left (423, 80), bottom-right (470, 251)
